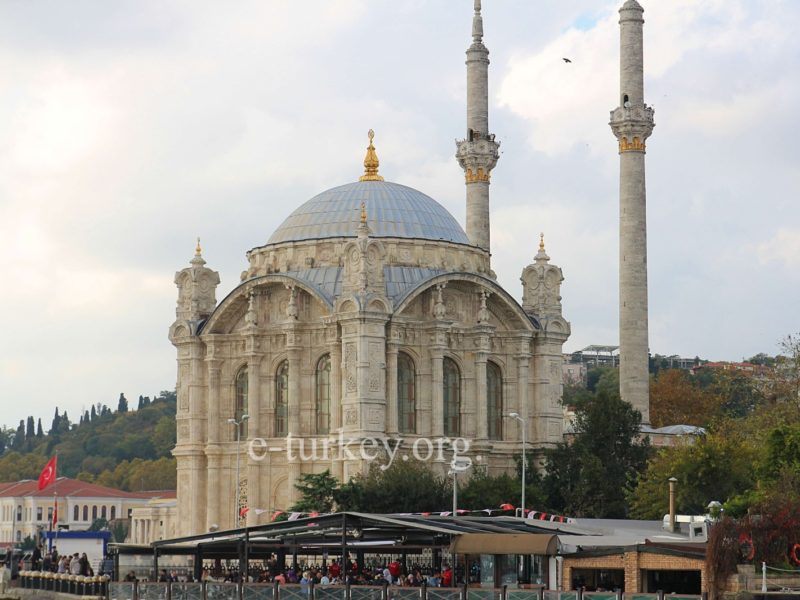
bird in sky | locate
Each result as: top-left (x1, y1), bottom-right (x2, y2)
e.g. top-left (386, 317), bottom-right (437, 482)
top-left (562, 57), bottom-right (572, 63)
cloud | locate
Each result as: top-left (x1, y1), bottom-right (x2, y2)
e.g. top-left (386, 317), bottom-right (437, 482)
top-left (756, 228), bottom-right (800, 269)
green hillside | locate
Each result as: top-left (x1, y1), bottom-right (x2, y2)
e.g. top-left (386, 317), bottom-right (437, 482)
top-left (0, 391), bottom-right (177, 491)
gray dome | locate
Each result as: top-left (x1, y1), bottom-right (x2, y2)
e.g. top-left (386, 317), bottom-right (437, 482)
top-left (267, 180), bottom-right (470, 245)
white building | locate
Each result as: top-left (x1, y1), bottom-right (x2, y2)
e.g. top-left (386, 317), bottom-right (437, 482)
top-left (0, 477), bottom-right (173, 545)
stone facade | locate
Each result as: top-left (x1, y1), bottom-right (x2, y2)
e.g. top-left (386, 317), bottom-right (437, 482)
top-left (170, 223), bottom-right (570, 535)
top-left (168, 0), bottom-right (571, 538)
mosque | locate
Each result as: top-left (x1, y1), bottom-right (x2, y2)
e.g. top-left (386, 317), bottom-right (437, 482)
top-left (168, 0), bottom-right (652, 537)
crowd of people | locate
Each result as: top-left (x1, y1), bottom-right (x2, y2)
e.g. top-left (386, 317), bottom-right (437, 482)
top-left (125, 557), bottom-right (457, 588)
top-left (28, 545), bottom-right (96, 577)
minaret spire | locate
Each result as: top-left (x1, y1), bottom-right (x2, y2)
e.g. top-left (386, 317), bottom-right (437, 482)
top-left (456, 0), bottom-right (499, 253)
top-left (609, 0), bottom-right (655, 425)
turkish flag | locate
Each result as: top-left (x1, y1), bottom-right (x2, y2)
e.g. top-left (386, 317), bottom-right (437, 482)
top-left (38, 456), bottom-right (57, 491)
top-left (239, 506), bottom-right (249, 518)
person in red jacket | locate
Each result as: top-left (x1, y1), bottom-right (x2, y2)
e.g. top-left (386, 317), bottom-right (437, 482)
top-left (442, 565), bottom-right (453, 587)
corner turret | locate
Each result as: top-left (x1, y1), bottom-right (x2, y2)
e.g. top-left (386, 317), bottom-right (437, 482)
top-left (169, 238), bottom-right (220, 340)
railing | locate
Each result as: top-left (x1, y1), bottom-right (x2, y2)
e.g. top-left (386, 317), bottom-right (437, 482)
top-left (102, 583), bottom-right (710, 600)
top-left (18, 570), bottom-right (110, 596)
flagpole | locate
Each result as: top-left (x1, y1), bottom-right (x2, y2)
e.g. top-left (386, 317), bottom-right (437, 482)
top-left (53, 493), bottom-right (59, 549)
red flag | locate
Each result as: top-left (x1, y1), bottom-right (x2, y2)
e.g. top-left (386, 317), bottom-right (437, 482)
top-left (38, 456), bottom-right (57, 491)
top-left (239, 506), bottom-right (249, 518)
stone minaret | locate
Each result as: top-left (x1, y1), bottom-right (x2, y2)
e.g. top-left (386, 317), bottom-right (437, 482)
top-left (456, 0), bottom-right (500, 252)
top-left (609, 0), bottom-right (655, 425)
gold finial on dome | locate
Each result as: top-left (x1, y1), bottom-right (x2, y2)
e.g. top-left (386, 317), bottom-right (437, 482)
top-left (359, 129), bottom-right (384, 182)
top-left (539, 232), bottom-right (545, 251)
top-left (195, 237), bottom-right (202, 256)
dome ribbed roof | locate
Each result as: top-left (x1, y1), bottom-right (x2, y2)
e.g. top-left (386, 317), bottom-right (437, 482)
top-left (267, 180), bottom-right (470, 245)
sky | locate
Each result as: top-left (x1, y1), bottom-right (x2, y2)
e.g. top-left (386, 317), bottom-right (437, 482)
top-left (1, 0), bottom-right (798, 431)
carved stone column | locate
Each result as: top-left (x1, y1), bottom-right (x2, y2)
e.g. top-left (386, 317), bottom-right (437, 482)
top-left (329, 328), bottom-right (344, 480)
top-left (430, 346), bottom-right (445, 438)
top-left (246, 353), bottom-right (261, 526)
top-left (386, 338), bottom-right (399, 436)
top-left (205, 360), bottom-right (222, 531)
top-left (515, 337), bottom-right (532, 443)
top-left (286, 328), bottom-right (302, 504)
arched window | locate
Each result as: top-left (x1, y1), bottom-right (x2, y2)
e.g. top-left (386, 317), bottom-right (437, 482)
top-left (398, 353), bottom-right (416, 434)
top-left (101, 506), bottom-right (107, 519)
top-left (73, 505), bottom-right (79, 521)
top-left (316, 355), bottom-right (331, 434)
top-left (275, 361), bottom-right (289, 437)
top-left (487, 362), bottom-right (503, 440)
top-left (83, 505), bottom-right (88, 521)
top-left (92, 506), bottom-right (98, 520)
top-left (443, 358), bottom-right (461, 437)
top-left (235, 366), bottom-right (249, 438)
top-left (110, 506), bottom-right (116, 520)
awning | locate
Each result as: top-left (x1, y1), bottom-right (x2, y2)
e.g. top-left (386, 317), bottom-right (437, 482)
top-left (451, 533), bottom-right (558, 555)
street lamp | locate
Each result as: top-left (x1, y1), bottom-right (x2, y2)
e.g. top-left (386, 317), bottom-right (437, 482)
top-left (448, 458), bottom-right (472, 516)
top-left (228, 414), bottom-right (249, 528)
top-left (508, 412), bottom-right (526, 517)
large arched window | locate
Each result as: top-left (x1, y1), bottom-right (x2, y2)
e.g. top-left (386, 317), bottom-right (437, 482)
top-left (316, 355), bottom-right (331, 434)
top-left (398, 353), bottom-right (416, 434)
top-left (92, 506), bottom-right (98, 521)
top-left (235, 366), bottom-right (249, 438)
top-left (110, 506), bottom-right (116, 520)
top-left (275, 361), bottom-right (289, 437)
top-left (73, 505), bottom-right (79, 521)
top-left (487, 362), bottom-right (503, 440)
top-left (83, 505), bottom-right (88, 521)
top-left (101, 506), bottom-right (107, 519)
top-left (443, 358), bottom-right (461, 437)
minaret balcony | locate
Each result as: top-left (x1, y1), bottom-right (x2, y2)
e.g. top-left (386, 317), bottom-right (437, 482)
top-left (455, 137), bottom-right (500, 174)
top-left (609, 103), bottom-right (655, 125)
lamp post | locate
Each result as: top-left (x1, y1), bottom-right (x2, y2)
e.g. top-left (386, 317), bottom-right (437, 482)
top-left (448, 458), bottom-right (472, 517)
top-left (508, 412), bottom-right (526, 517)
top-left (228, 414), bottom-right (249, 528)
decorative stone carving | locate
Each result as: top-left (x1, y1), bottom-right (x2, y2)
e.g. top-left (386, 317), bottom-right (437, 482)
top-left (477, 290), bottom-right (491, 324)
top-left (344, 343), bottom-right (357, 394)
top-left (286, 285), bottom-right (298, 320)
top-left (368, 341), bottom-right (383, 392)
top-left (433, 284), bottom-right (447, 320)
top-left (520, 235), bottom-right (565, 320)
top-left (245, 291), bottom-right (257, 328)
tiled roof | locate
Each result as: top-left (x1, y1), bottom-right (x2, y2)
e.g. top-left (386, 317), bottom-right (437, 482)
top-left (0, 478), bottom-right (174, 500)
top-left (267, 180), bottom-right (470, 246)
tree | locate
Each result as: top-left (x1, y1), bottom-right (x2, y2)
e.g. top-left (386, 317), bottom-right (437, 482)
top-left (649, 369), bottom-right (721, 428)
top-left (90, 405), bottom-right (97, 421)
top-left (25, 416), bottom-right (35, 441)
top-left (36, 418), bottom-right (43, 438)
top-left (459, 470), bottom-right (535, 511)
top-left (50, 408), bottom-right (61, 434)
top-left (111, 521), bottom-right (129, 543)
top-left (0, 452), bottom-right (48, 482)
top-left (152, 416), bottom-right (176, 457)
top-left (626, 433), bottom-right (757, 519)
top-left (337, 460), bottom-right (450, 513)
top-left (543, 387), bottom-right (651, 518)
top-left (11, 421), bottom-right (25, 450)
top-left (762, 332), bottom-right (800, 405)
top-left (117, 393), bottom-right (129, 413)
top-left (708, 369), bottom-right (763, 419)
top-left (291, 471), bottom-right (341, 512)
